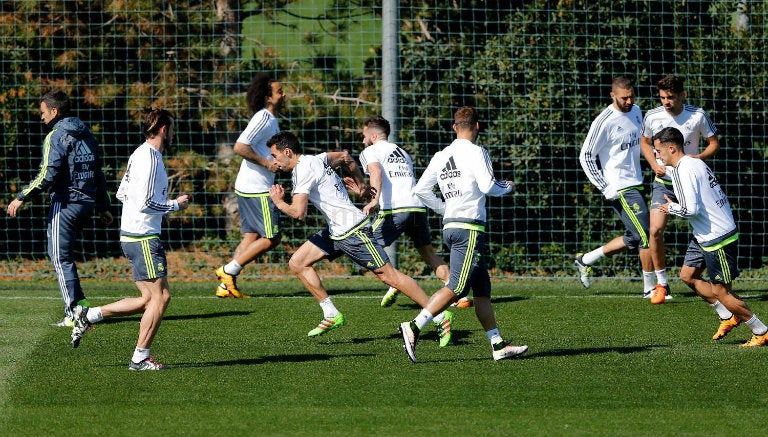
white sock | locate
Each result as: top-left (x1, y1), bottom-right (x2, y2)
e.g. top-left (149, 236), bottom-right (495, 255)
top-left (711, 301), bottom-right (733, 320)
top-left (319, 297), bottom-right (339, 318)
top-left (745, 315), bottom-right (768, 335)
top-left (582, 247), bottom-right (605, 265)
top-left (414, 309), bottom-right (434, 330)
top-left (654, 269), bottom-right (668, 286)
top-left (224, 260), bottom-right (243, 276)
top-left (433, 312), bottom-right (445, 324)
top-left (132, 347), bottom-right (150, 363)
top-left (486, 328), bottom-right (503, 346)
top-left (643, 271), bottom-right (655, 293)
top-left (86, 306), bottom-right (105, 324)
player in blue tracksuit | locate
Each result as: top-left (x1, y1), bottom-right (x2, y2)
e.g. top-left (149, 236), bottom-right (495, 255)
top-left (6, 90), bottom-right (112, 327)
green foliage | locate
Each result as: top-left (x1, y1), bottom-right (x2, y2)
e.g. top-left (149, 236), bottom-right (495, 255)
top-left (1, 1), bottom-right (767, 273)
top-left (489, 242), bottom-right (528, 275)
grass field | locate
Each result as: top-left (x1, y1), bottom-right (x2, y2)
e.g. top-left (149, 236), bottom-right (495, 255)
top-left (1, 277), bottom-right (768, 436)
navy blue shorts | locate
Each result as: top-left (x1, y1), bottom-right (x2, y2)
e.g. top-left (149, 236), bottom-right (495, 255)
top-left (236, 192), bottom-right (281, 238)
top-left (683, 237), bottom-right (740, 285)
top-left (308, 223), bottom-right (389, 271)
top-left (609, 187), bottom-right (650, 251)
top-left (120, 236), bottom-right (168, 281)
top-left (443, 226), bottom-right (491, 299)
top-left (371, 208), bottom-right (432, 248)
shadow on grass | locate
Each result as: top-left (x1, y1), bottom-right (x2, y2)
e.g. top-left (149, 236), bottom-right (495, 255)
top-left (424, 344), bottom-right (669, 364)
top-left (526, 344), bottom-right (669, 359)
top-left (170, 353), bottom-right (375, 368)
top-left (98, 310), bottom-right (254, 325)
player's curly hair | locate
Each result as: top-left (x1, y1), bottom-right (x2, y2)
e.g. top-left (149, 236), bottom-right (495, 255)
top-left (141, 107), bottom-right (174, 139)
top-left (656, 74), bottom-right (684, 94)
top-left (245, 73), bottom-right (277, 113)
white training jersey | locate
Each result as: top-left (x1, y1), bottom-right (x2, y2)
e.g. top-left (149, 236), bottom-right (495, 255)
top-left (641, 104), bottom-right (718, 181)
top-left (579, 104), bottom-right (644, 193)
top-left (667, 155), bottom-right (736, 245)
top-left (116, 142), bottom-right (179, 237)
top-left (414, 138), bottom-right (512, 227)
top-left (292, 153), bottom-right (368, 237)
top-left (358, 140), bottom-right (424, 210)
top-left (233, 109), bottom-right (280, 194)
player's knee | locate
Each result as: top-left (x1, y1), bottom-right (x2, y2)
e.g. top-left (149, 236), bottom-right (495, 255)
top-left (679, 270), bottom-right (696, 288)
top-left (287, 258), bottom-right (302, 274)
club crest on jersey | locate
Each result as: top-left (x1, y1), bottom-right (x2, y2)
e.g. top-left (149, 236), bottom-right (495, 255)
top-left (440, 157), bottom-right (461, 180)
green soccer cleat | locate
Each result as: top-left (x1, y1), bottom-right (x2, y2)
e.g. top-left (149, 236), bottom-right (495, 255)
top-left (380, 287), bottom-right (400, 307)
top-left (435, 310), bottom-right (454, 348)
top-left (307, 313), bottom-right (346, 337)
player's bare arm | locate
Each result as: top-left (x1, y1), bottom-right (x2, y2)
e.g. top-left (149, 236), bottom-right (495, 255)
top-left (233, 141), bottom-right (278, 172)
top-left (691, 135), bottom-right (720, 160)
top-left (269, 184), bottom-right (308, 220)
top-left (640, 135), bottom-right (665, 176)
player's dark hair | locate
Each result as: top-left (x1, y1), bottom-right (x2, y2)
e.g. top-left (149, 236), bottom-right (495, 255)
top-left (41, 90), bottom-right (71, 117)
top-left (657, 74), bottom-right (685, 94)
top-left (364, 115), bottom-right (391, 138)
top-left (454, 106), bottom-right (478, 131)
top-left (245, 73), bottom-right (277, 113)
top-left (653, 126), bottom-right (685, 151)
top-left (268, 131), bottom-right (302, 155)
top-left (611, 75), bottom-right (634, 91)
top-left (141, 107), bottom-right (174, 140)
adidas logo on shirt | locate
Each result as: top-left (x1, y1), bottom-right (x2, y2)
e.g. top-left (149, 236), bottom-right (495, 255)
top-left (386, 148), bottom-right (408, 164)
top-left (74, 143), bottom-right (96, 163)
top-left (440, 156), bottom-right (461, 180)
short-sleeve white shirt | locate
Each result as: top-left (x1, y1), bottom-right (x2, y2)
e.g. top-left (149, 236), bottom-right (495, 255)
top-left (233, 109), bottom-right (280, 194)
top-left (642, 105), bottom-right (717, 181)
top-left (359, 140), bottom-right (424, 210)
top-left (292, 153), bottom-right (367, 237)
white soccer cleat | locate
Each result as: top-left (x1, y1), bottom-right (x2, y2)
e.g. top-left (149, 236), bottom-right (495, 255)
top-left (492, 342), bottom-right (528, 361)
top-left (399, 321), bottom-right (419, 363)
top-left (574, 254), bottom-right (592, 288)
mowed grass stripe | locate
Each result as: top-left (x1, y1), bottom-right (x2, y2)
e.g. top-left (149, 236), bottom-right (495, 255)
top-left (1, 279), bottom-right (767, 437)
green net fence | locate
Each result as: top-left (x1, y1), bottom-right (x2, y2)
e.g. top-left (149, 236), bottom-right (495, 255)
top-left (1, 1), bottom-right (766, 281)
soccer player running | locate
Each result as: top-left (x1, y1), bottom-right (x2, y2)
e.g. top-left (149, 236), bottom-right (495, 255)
top-left (574, 76), bottom-right (659, 296)
top-left (654, 127), bottom-right (767, 346)
top-left (640, 74), bottom-right (720, 304)
top-left (214, 74), bottom-right (285, 298)
top-left (71, 108), bottom-right (191, 370)
top-left (267, 131), bottom-right (454, 344)
top-left (6, 90), bottom-right (113, 328)
top-left (355, 115), bottom-right (461, 309)
top-left (398, 107), bottom-right (528, 363)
